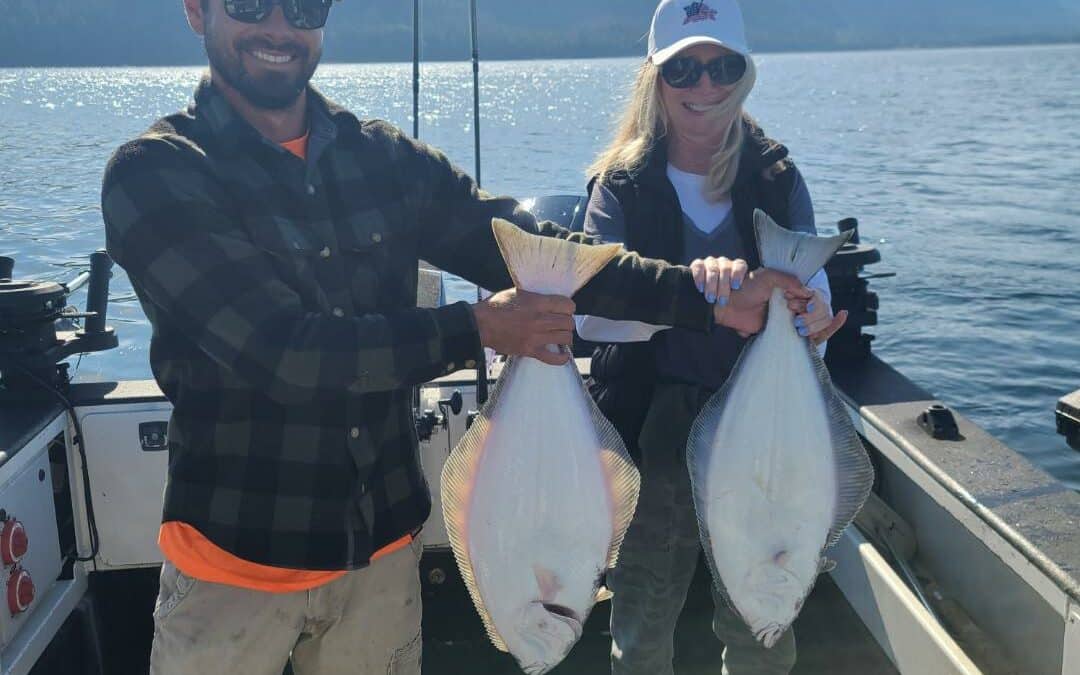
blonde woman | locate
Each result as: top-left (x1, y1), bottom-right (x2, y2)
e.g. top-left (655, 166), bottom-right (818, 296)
top-left (578, 1), bottom-right (846, 673)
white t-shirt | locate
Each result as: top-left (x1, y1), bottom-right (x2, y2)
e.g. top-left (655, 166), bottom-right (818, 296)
top-left (665, 164), bottom-right (733, 234)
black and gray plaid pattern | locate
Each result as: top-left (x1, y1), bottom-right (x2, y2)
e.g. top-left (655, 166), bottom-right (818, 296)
top-left (102, 76), bottom-right (713, 570)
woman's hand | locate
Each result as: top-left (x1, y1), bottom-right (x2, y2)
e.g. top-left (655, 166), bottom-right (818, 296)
top-left (785, 288), bottom-right (848, 346)
top-left (689, 256), bottom-right (749, 307)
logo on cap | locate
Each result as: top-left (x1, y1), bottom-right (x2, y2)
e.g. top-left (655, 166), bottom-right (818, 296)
top-left (683, 1), bottom-right (718, 24)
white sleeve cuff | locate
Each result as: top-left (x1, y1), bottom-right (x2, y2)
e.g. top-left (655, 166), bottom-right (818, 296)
top-left (575, 315), bottom-right (670, 343)
top-left (807, 269), bottom-right (831, 357)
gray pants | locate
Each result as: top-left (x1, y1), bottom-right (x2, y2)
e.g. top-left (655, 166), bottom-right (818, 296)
top-left (149, 537), bottom-right (423, 675)
top-left (609, 384), bottom-right (797, 675)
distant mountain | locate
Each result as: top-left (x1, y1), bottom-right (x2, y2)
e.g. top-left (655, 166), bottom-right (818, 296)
top-left (0, 0), bottom-right (1077, 66)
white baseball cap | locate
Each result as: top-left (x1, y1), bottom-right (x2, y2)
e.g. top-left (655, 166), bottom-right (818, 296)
top-left (647, 0), bottom-right (750, 65)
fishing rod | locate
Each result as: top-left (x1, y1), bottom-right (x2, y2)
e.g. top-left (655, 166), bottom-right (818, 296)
top-left (411, 0), bottom-right (488, 409)
top-left (412, 0), bottom-right (420, 139)
top-left (469, 0), bottom-right (482, 188)
top-left (468, 0), bottom-right (490, 408)
top-left (410, 0), bottom-right (422, 422)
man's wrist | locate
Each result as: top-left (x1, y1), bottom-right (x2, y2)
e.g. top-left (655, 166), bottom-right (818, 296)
top-left (469, 299), bottom-right (490, 348)
top-left (429, 301), bottom-right (483, 376)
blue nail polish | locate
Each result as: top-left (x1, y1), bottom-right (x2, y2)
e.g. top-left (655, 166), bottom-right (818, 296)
top-left (719, 296), bottom-right (728, 307)
top-left (798, 327), bottom-right (809, 337)
top-left (706, 293), bottom-right (716, 304)
top-left (807, 301), bottom-right (815, 313)
top-left (696, 281), bottom-right (704, 293)
top-left (732, 278), bottom-right (742, 290)
top-left (795, 317), bottom-right (805, 328)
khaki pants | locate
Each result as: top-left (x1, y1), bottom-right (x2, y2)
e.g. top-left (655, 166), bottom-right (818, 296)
top-left (150, 538), bottom-right (423, 675)
top-left (609, 384), bottom-right (797, 675)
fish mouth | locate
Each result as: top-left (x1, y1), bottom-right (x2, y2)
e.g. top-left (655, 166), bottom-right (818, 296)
top-left (542, 603), bottom-right (584, 640)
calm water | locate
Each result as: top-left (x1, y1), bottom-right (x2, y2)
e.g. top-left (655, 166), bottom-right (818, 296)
top-left (2, 46), bottom-right (1078, 488)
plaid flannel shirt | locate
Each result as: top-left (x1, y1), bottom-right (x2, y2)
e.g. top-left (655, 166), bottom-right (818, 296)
top-left (101, 76), bottom-right (713, 570)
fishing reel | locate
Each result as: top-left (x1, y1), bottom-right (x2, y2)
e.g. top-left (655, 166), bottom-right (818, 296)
top-left (0, 252), bottom-right (118, 401)
top-left (415, 390), bottom-right (463, 442)
top-left (823, 218), bottom-right (893, 366)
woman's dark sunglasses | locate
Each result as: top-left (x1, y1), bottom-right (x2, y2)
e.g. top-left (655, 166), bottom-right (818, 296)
top-left (223, 0), bottom-right (336, 30)
top-left (661, 54), bottom-right (748, 88)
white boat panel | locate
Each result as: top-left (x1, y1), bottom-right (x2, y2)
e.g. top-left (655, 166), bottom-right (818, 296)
top-left (830, 527), bottom-right (982, 674)
top-left (0, 415), bottom-right (66, 653)
top-left (417, 383), bottom-right (480, 549)
top-left (0, 576), bottom-right (87, 675)
top-left (74, 404), bottom-right (172, 570)
top-left (1061, 605), bottom-right (1080, 675)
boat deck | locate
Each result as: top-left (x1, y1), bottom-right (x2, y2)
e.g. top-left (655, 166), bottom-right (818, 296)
top-left (86, 554), bottom-right (896, 675)
top-left (418, 551), bottom-right (898, 675)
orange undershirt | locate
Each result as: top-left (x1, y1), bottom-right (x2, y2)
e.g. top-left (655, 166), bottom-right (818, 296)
top-left (279, 132), bottom-right (309, 159)
top-left (157, 130), bottom-right (412, 593)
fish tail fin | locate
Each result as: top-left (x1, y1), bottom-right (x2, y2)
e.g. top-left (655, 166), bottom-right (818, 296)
top-left (753, 209), bottom-right (851, 285)
top-left (492, 218), bottom-right (622, 296)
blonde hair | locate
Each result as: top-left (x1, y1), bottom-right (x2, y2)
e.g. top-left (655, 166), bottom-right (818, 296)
top-left (588, 55), bottom-right (757, 200)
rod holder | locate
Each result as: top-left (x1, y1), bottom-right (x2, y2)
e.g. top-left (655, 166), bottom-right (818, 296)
top-left (837, 217), bottom-right (860, 245)
top-left (83, 250), bottom-right (113, 335)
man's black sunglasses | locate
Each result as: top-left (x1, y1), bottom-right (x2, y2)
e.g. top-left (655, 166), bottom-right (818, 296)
top-left (660, 54), bottom-right (748, 89)
top-left (224, 0), bottom-right (337, 30)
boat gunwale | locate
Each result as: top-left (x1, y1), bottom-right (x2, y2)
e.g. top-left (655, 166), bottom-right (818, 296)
top-left (831, 355), bottom-right (1080, 610)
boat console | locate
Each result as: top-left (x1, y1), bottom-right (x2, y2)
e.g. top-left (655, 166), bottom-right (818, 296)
top-left (0, 253), bottom-right (117, 673)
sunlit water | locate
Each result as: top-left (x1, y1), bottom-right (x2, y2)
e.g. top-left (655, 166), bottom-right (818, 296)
top-left (2, 45), bottom-right (1078, 487)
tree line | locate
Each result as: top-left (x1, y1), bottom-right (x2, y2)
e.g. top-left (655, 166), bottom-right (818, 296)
top-left (1, 0), bottom-right (1076, 66)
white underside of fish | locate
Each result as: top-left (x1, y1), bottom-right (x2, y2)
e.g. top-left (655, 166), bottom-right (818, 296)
top-left (688, 211), bottom-right (873, 648)
top-left (441, 219), bottom-right (640, 674)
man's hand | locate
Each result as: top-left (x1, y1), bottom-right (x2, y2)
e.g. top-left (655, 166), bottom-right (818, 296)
top-left (714, 268), bottom-right (811, 337)
top-left (472, 288), bottom-right (576, 366)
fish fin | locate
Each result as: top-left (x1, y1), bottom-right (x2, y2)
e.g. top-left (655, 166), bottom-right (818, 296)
top-left (585, 375), bottom-right (641, 570)
top-left (753, 209), bottom-right (851, 285)
top-left (492, 217), bottom-right (622, 296)
top-left (440, 358), bottom-right (524, 654)
top-left (804, 341), bottom-right (875, 547)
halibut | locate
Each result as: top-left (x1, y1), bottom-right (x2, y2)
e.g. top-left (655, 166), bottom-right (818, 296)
top-left (687, 209), bottom-right (874, 647)
top-left (441, 219), bottom-right (640, 674)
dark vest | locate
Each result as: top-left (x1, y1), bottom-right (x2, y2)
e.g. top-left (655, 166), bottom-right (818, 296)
top-left (587, 116), bottom-right (797, 457)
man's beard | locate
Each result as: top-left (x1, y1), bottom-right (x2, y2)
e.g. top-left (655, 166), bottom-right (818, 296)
top-left (205, 31), bottom-right (321, 110)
